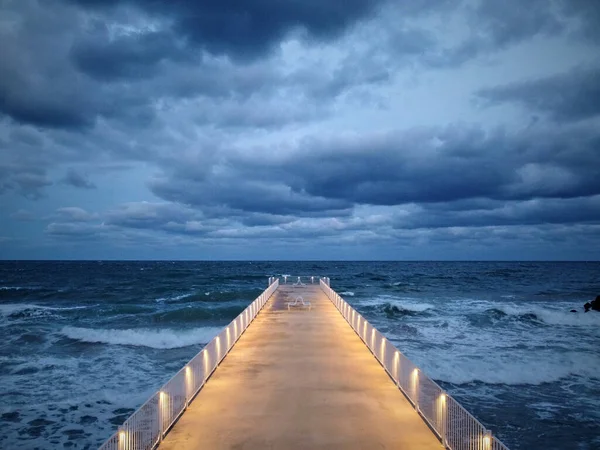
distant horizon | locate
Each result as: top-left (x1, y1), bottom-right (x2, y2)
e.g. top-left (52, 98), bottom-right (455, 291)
top-left (2, 259), bottom-right (599, 263)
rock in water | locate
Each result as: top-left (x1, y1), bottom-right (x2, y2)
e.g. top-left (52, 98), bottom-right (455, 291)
top-left (584, 295), bottom-right (600, 312)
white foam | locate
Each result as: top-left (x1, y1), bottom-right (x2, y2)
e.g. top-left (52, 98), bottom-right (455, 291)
top-left (361, 295), bottom-right (434, 312)
top-left (422, 351), bottom-right (600, 385)
top-left (60, 326), bottom-right (222, 349)
top-left (494, 305), bottom-right (600, 326)
top-left (340, 291), bottom-right (355, 297)
top-left (0, 303), bottom-right (91, 317)
top-left (530, 402), bottom-right (562, 420)
top-left (155, 292), bottom-right (194, 302)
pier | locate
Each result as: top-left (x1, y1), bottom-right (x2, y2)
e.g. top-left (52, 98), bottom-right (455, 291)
top-left (99, 277), bottom-right (510, 450)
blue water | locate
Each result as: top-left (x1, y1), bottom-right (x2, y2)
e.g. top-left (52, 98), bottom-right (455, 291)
top-left (0, 261), bottom-right (599, 449)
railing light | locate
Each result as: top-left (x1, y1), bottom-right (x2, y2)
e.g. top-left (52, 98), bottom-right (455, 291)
top-left (483, 432), bottom-right (492, 448)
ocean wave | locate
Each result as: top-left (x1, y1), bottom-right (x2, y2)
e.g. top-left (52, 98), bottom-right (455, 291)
top-left (60, 326), bottom-right (222, 349)
top-left (428, 351), bottom-right (600, 385)
top-left (361, 296), bottom-right (434, 312)
top-left (385, 281), bottom-right (422, 292)
top-left (150, 305), bottom-right (244, 323)
top-left (340, 291), bottom-right (355, 297)
top-left (155, 292), bottom-right (194, 302)
top-left (0, 303), bottom-right (92, 318)
top-left (155, 289), bottom-right (261, 304)
top-left (0, 286), bottom-right (45, 298)
top-left (484, 306), bottom-right (600, 326)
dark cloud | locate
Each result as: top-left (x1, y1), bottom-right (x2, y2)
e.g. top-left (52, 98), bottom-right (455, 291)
top-left (70, 30), bottom-right (192, 82)
top-left (66, 0), bottom-right (386, 60)
top-left (0, 1), bottom-right (101, 129)
top-left (55, 207), bottom-right (98, 222)
top-left (0, 166), bottom-right (52, 199)
top-left (154, 124), bottom-right (599, 209)
top-left (2, 0), bottom-right (600, 259)
top-left (62, 169), bottom-right (96, 189)
top-left (150, 175), bottom-right (353, 216)
top-left (137, 122), bottom-right (600, 243)
top-left (10, 210), bottom-right (36, 222)
top-left (45, 222), bottom-right (106, 238)
top-left (473, 0), bottom-right (563, 47)
top-left (106, 202), bottom-right (195, 225)
top-left (476, 65), bottom-right (600, 122)
top-left (395, 196), bottom-right (600, 230)
top-left (560, 0), bottom-right (600, 42)
top-left (293, 126), bottom-right (600, 204)
top-left (423, 0), bottom-right (565, 67)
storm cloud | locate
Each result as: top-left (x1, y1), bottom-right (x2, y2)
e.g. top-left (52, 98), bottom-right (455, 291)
top-left (1, 0), bottom-right (599, 259)
top-left (477, 65), bottom-right (600, 122)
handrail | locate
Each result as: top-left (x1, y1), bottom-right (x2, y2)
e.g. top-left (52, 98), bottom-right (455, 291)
top-left (98, 278), bottom-right (280, 450)
top-left (319, 278), bottom-right (510, 450)
top-left (277, 275), bottom-right (323, 285)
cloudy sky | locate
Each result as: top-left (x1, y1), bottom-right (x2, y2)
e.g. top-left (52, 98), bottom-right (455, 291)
top-left (1, 0), bottom-right (599, 260)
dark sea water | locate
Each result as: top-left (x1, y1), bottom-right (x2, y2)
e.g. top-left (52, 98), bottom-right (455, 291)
top-left (0, 261), bottom-right (598, 450)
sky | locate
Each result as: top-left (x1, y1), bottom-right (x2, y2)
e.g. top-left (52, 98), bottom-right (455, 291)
top-left (0, 0), bottom-right (599, 260)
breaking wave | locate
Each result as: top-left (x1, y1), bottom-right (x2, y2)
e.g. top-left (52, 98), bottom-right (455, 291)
top-left (150, 305), bottom-right (244, 323)
top-left (429, 352), bottom-right (600, 385)
top-left (0, 303), bottom-right (92, 319)
top-left (60, 326), bottom-right (222, 349)
top-left (482, 306), bottom-right (600, 326)
top-left (155, 292), bottom-right (195, 302)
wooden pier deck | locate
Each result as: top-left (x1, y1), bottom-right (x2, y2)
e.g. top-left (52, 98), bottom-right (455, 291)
top-left (159, 284), bottom-right (442, 450)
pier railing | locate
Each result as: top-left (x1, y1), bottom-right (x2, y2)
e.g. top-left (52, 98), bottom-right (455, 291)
top-left (319, 279), bottom-right (510, 450)
top-left (99, 278), bottom-right (280, 450)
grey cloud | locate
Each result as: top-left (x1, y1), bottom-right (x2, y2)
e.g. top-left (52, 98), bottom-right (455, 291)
top-left (150, 175), bottom-right (353, 216)
top-left (272, 125), bottom-right (600, 205)
top-left (473, 0), bottom-right (563, 48)
top-left (62, 169), bottom-right (96, 189)
top-left (104, 202), bottom-right (209, 235)
top-left (7, 0), bottom-right (582, 135)
top-left (0, 1), bottom-right (103, 129)
top-left (2, 0), bottom-right (599, 259)
top-left (560, 0), bottom-right (600, 42)
top-left (0, 0), bottom-right (327, 132)
top-left (71, 30), bottom-right (191, 82)
top-left (0, 166), bottom-right (52, 199)
top-left (476, 65), bottom-right (600, 121)
top-left (55, 207), bottom-right (98, 222)
top-left (145, 123), bottom-right (600, 234)
top-left (45, 222), bottom-right (107, 238)
top-left (66, 0), bottom-right (386, 60)
top-left (424, 0), bottom-right (567, 67)
top-left (10, 210), bottom-right (36, 221)
top-left (395, 196), bottom-right (600, 230)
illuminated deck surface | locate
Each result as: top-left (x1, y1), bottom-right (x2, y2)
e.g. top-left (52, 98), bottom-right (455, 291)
top-left (160, 285), bottom-right (442, 449)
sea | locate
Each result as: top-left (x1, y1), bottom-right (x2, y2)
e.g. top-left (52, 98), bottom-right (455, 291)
top-left (0, 261), bottom-right (598, 450)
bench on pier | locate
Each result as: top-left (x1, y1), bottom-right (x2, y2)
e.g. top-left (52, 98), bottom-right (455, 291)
top-left (286, 295), bottom-right (311, 310)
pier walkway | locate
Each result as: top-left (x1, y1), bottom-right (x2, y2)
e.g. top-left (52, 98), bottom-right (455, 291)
top-left (160, 284), bottom-right (440, 449)
top-left (99, 277), bottom-right (510, 450)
